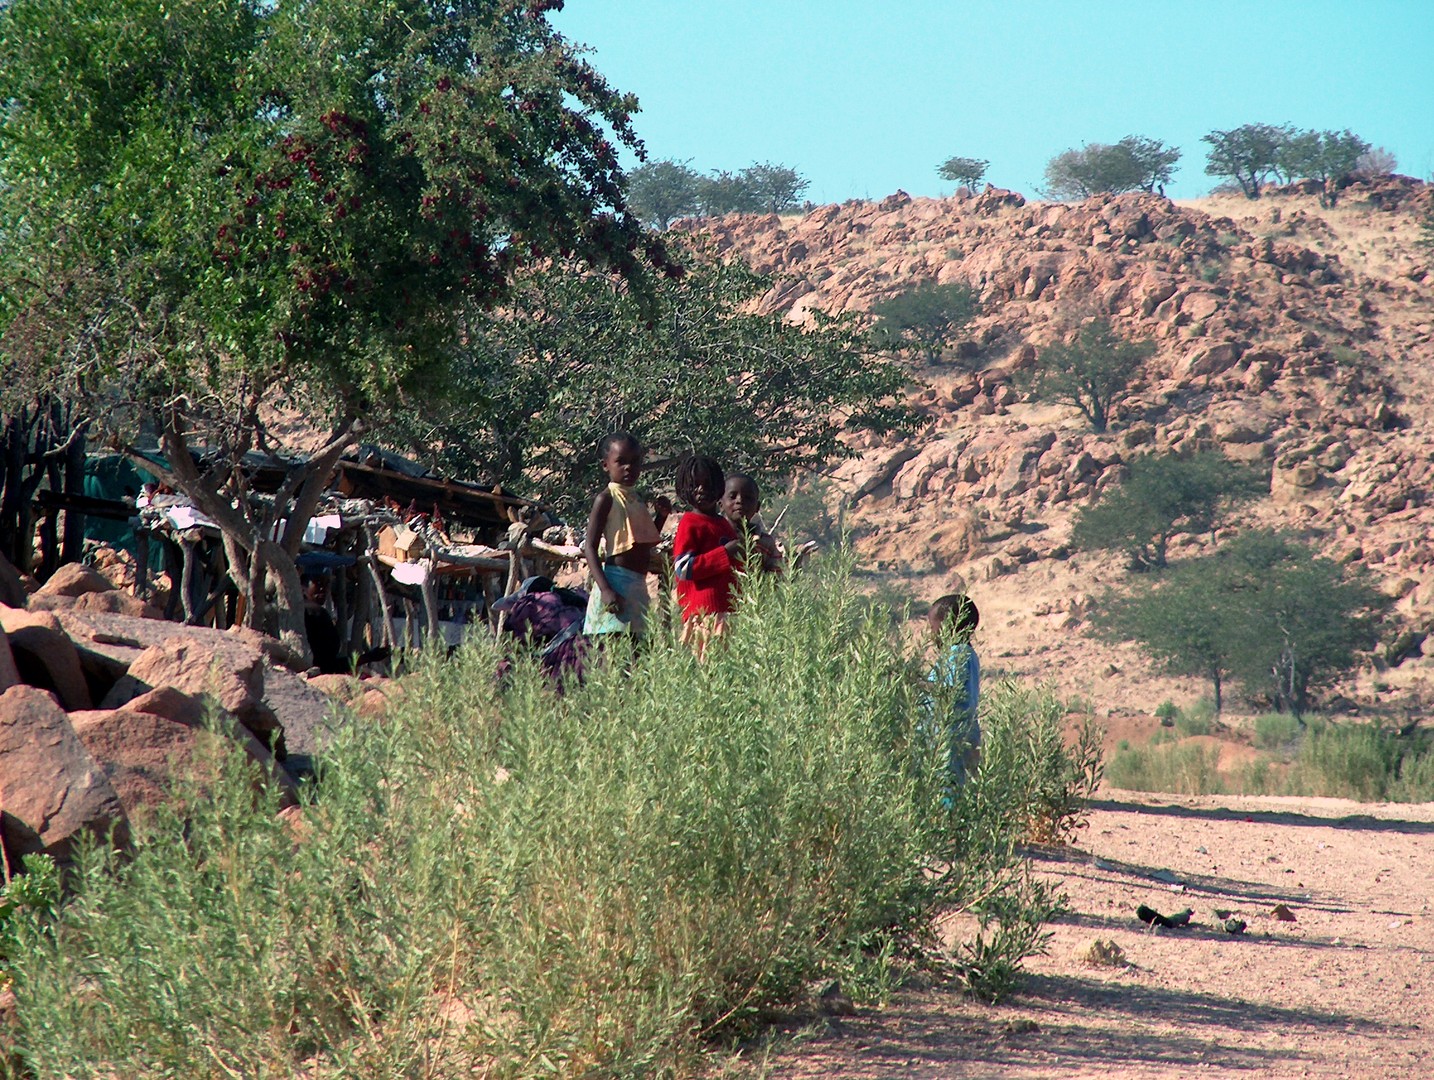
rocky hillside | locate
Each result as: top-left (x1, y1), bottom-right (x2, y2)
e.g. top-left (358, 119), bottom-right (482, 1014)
top-left (686, 177), bottom-right (1434, 719)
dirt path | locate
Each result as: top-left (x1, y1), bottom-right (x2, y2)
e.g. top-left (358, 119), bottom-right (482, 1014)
top-left (758, 792), bottom-right (1434, 1079)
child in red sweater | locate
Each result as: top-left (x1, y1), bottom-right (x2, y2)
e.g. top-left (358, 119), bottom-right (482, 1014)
top-left (672, 455), bottom-right (744, 653)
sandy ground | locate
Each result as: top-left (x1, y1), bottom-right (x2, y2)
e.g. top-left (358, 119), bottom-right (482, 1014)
top-left (754, 791), bottom-right (1434, 1079)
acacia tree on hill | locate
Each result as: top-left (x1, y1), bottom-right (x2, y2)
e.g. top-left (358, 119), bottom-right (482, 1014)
top-left (740, 162), bottom-right (810, 215)
top-left (627, 159), bottom-right (704, 229)
top-left (1023, 319), bottom-right (1154, 433)
top-left (1042, 136), bottom-right (1180, 200)
top-left (937, 156), bottom-right (989, 189)
top-left (868, 281), bottom-right (981, 367)
top-left (1071, 451), bottom-right (1266, 570)
top-left (1098, 531), bottom-right (1388, 714)
top-left (694, 163), bottom-right (809, 216)
top-left (0, 0), bottom-right (666, 661)
top-left (1278, 129), bottom-right (1371, 206)
top-left (1202, 123), bottom-right (1290, 198)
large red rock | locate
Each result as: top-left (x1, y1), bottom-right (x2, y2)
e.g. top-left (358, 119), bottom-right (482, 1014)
top-left (33, 563), bottom-right (116, 599)
top-left (68, 700), bottom-right (297, 819)
top-left (4, 615), bottom-right (93, 711)
top-left (100, 637), bottom-right (285, 758)
top-left (0, 685), bottom-right (129, 868)
top-left (29, 589), bottom-right (163, 619)
top-left (0, 552), bottom-right (25, 609)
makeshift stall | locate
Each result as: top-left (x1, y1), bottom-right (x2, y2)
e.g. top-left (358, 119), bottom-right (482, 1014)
top-left (70, 445), bottom-right (583, 661)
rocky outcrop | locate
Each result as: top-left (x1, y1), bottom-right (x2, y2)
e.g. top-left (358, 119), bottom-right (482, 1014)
top-left (102, 638), bottom-right (285, 759)
top-left (0, 685), bottom-right (129, 868)
top-left (68, 696), bottom-right (297, 821)
top-left (0, 567), bottom-right (311, 872)
top-left (694, 182), bottom-right (1433, 591)
top-left (681, 180), bottom-right (1434, 709)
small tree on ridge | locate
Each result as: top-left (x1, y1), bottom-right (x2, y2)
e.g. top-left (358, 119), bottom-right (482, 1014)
top-left (869, 281), bottom-right (981, 367)
top-left (938, 156), bottom-right (989, 189)
top-left (1024, 319), bottom-right (1153, 432)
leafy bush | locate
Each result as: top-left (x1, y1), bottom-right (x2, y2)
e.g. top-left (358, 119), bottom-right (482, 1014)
top-left (973, 680), bottom-right (1103, 845)
top-left (0, 854), bottom-right (60, 973)
top-left (6, 560), bottom-right (1095, 1077)
top-left (1105, 742), bottom-right (1225, 795)
top-left (1254, 712), bottom-right (1302, 749)
top-left (1284, 722), bottom-right (1434, 802)
top-left (1174, 712), bottom-right (1213, 738)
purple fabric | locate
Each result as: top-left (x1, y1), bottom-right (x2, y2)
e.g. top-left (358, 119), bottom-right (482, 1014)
top-left (493, 591), bottom-right (585, 641)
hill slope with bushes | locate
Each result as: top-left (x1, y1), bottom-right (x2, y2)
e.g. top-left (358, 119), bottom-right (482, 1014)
top-left (689, 177), bottom-right (1434, 720)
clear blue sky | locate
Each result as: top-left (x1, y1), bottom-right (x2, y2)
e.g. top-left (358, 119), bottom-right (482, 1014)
top-left (552, 0), bottom-right (1434, 203)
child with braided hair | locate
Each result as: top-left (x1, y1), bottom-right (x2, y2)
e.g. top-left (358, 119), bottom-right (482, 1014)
top-left (672, 454), bottom-right (744, 653)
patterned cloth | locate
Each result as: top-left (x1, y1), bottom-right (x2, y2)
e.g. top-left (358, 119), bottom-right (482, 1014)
top-left (583, 562), bottom-right (651, 636)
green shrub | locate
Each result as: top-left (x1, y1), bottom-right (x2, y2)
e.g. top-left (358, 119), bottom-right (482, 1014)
top-left (1174, 711), bottom-right (1214, 737)
top-left (0, 853), bottom-right (60, 973)
top-left (1284, 722), bottom-right (1434, 802)
top-left (1154, 700), bottom-right (1180, 721)
top-left (1254, 712), bottom-right (1302, 749)
top-left (6, 559), bottom-right (1094, 1078)
top-left (975, 680), bottom-right (1103, 845)
top-left (1105, 742), bottom-right (1226, 795)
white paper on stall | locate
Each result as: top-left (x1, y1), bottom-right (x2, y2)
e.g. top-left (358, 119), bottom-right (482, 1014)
top-left (304, 514), bottom-right (343, 545)
top-left (390, 561), bottom-right (429, 586)
top-left (166, 505), bottom-right (217, 531)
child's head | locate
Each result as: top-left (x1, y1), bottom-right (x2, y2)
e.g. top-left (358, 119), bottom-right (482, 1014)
top-left (599, 431), bottom-right (644, 486)
top-left (301, 572), bottom-right (329, 606)
top-left (721, 473), bottom-right (761, 523)
top-left (675, 454), bottom-right (724, 514)
top-left (927, 593), bottom-right (980, 641)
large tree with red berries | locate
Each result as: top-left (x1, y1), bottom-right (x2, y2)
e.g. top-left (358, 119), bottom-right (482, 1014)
top-left (0, 0), bottom-right (662, 658)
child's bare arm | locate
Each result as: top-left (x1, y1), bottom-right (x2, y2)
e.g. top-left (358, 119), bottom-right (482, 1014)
top-left (583, 489), bottom-right (621, 611)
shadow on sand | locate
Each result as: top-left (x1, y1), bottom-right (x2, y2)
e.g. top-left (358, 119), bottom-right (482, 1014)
top-left (761, 974), bottom-right (1391, 1078)
top-left (1085, 797), bottom-right (1434, 836)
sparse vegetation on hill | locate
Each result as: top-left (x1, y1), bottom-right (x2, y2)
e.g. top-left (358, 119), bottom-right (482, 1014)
top-left (700, 174), bottom-right (1433, 718)
top-left (869, 280), bottom-right (981, 366)
top-left (1042, 136), bottom-right (1180, 200)
top-left (627, 159), bottom-right (809, 227)
top-left (937, 155), bottom-right (989, 189)
top-left (1203, 122), bottom-right (1373, 203)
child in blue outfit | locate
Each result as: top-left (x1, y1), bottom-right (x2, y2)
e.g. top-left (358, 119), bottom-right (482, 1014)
top-left (926, 593), bottom-right (981, 788)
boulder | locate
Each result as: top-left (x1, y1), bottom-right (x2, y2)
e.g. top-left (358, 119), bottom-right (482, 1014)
top-left (5, 618), bottom-right (93, 711)
top-left (34, 563), bottom-right (115, 599)
top-left (0, 685), bottom-right (129, 868)
top-left (101, 638), bottom-right (286, 759)
top-left (30, 589), bottom-right (163, 619)
top-left (307, 673), bottom-right (366, 704)
top-left (0, 552), bottom-right (26, 609)
top-left (68, 701), bottom-right (297, 819)
top-left (1179, 341), bottom-right (1244, 379)
top-left (0, 627), bottom-right (18, 695)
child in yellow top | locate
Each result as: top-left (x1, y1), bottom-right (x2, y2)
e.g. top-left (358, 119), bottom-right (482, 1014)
top-left (582, 432), bottom-right (663, 636)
